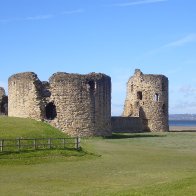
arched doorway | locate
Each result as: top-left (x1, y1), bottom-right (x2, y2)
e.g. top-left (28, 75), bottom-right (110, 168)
top-left (0, 96), bottom-right (8, 115)
top-left (45, 102), bottom-right (57, 120)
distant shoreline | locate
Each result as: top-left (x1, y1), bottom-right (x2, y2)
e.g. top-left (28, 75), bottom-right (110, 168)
top-left (169, 126), bottom-right (196, 131)
top-left (169, 114), bottom-right (196, 121)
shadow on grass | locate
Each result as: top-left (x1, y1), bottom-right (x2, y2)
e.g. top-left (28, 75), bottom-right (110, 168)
top-left (169, 130), bottom-right (196, 133)
top-left (0, 147), bottom-right (83, 156)
top-left (104, 133), bottom-right (167, 139)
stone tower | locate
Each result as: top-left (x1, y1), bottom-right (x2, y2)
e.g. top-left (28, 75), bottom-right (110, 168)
top-left (8, 72), bottom-right (45, 120)
top-left (8, 72), bottom-right (111, 137)
top-left (123, 69), bottom-right (169, 132)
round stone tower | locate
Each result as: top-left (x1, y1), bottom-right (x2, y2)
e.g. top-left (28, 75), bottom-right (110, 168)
top-left (123, 69), bottom-right (169, 132)
top-left (8, 71), bottom-right (111, 137)
top-left (49, 72), bottom-right (111, 136)
top-left (8, 72), bottom-right (45, 120)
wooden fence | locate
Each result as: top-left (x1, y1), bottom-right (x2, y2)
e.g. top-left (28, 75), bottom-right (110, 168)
top-left (0, 137), bottom-right (80, 152)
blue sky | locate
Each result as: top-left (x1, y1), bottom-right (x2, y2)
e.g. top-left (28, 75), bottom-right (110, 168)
top-left (0, 0), bottom-right (196, 115)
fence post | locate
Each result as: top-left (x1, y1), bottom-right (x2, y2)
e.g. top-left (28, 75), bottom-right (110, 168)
top-left (0, 140), bottom-right (3, 152)
top-left (33, 139), bottom-right (36, 150)
top-left (48, 138), bottom-right (51, 149)
top-left (63, 138), bottom-right (66, 149)
top-left (17, 138), bottom-right (21, 151)
top-left (78, 137), bottom-right (80, 149)
top-left (0, 137), bottom-right (79, 152)
top-left (75, 137), bottom-right (80, 150)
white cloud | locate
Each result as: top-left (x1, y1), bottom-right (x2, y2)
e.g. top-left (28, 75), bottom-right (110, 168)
top-left (0, 9), bottom-right (84, 24)
top-left (143, 33), bottom-right (196, 57)
top-left (0, 15), bottom-right (53, 23)
top-left (110, 0), bottom-right (167, 7)
top-left (25, 14), bottom-right (54, 21)
top-left (61, 9), bottom-right (84, 15)
top-left (164, 34), bottom-right (196, 48)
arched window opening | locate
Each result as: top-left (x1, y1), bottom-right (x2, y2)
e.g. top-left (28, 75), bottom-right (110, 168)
top-left (1, 103), bottom-right (5, 114)
top-left (87, 80), bottom-right (96, 91)
top-left (0, 96), bottom-right (8, 115)
top-left (154, 93), bottom-right (159, 102)
top-left (137, 91), bottom-right (142, 100)
top-left (45, 102), bottom-right (57, 120)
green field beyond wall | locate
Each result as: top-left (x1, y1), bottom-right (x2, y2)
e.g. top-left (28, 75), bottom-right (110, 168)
top-left (0, 117), bottom-right (196, 195)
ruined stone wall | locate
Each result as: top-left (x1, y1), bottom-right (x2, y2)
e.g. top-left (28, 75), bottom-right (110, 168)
top-left (0, 87), bottom-right (8, 115)
top-left (111, 117), bottom-right (143, 133)
top-left (49, 72), bottom-right (111, 136)
top-left (8, 71), bottom-right (111, 137)
top-left (0, 87), bottom-right (5, 98)
top-left (92, 73), bottom-right (111, 135)
top-left (123, 69), bottom-right (169, 132)
top-left (8, 72), bottom-right (45, 120)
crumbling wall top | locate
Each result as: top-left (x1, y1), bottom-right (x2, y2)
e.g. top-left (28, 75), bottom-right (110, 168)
top-left (49, 72), bottom-right (111, 83)
top-left (134, 69), bottom-right (143, 76)
top-left (0, 87), bottom-right (6, 97)
top-left (8, 72), bottom-right (39, 82)
top-left (131, 69), bottom-right (168, 84)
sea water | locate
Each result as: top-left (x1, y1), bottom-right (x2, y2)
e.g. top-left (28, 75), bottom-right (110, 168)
top-left (169, 120), bottom-right (196, 126)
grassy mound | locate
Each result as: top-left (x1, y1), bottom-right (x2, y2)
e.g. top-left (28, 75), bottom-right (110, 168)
top-left (0, 116), bottom-right (67, 139)
top-left (0, 116), bottom-right (89, 164)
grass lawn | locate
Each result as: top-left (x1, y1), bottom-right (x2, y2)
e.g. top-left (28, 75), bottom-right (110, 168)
top-left (0, 116), bottom-right (67, 138)
top-left (0, 116), bottom-right (86, 164)
top-left (0, 117), bottom-right (196, 195)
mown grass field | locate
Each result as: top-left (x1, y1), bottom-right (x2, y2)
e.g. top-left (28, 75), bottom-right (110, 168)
top-left (0, 116), bottom-right (196, 195)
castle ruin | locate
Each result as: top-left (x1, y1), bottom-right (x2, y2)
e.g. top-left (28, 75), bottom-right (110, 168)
top-left (121, 69), bottom-right (169, 132)
top-left (0, 69), bottom-right (169, 136)
top-left (8, 72), bottom-right (111, 136)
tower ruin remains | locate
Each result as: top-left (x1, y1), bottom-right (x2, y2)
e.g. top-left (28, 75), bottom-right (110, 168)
top-left (8, 72), bottom-right (111, 136)
top-left (123, 69), bottom-right (169, 132)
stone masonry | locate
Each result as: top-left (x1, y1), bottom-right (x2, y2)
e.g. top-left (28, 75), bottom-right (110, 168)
top-left (8, 72), bottom-right (111, 137)
top-left (123, 69), bottom-right (169, 132)
top-left (7, 69), bottom-right (169, 135)
top-left (0, 87), bottom-right (8, 115)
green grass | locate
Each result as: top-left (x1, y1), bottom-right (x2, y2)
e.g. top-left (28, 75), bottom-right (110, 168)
top-left (0, 116), bottom-right (87, 164)
top-left (0, 116), bottom-right (67, 139)
top-left (0, 117), bottom-right (196, 195)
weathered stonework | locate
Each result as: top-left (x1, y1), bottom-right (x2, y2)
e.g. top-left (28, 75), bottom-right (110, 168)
top-left (8, 72), bottom-right (111, 137)
top-left (111, 117), bottom-right (143, 133)
top-left (7, 68), bottom-right (168, 135)
top-left (123, 69), bottom-right (169, 132)
top-left (0, 87), bottom-right (8, 115)
top-left (8, 72), bottom-right (45, 120)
